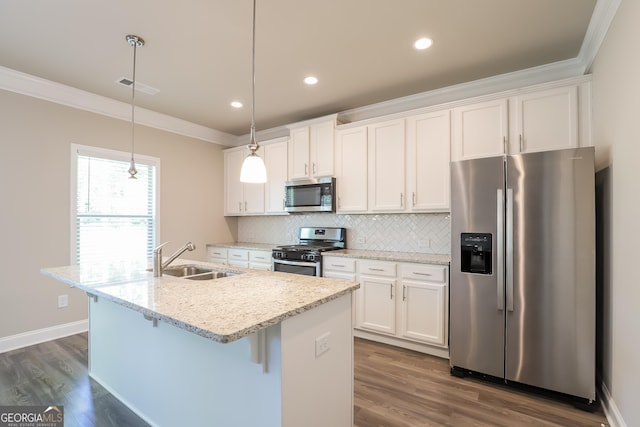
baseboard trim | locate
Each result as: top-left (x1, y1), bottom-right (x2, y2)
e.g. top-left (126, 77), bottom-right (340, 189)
top-left (599, 381), bottom-right (627, 427)
top-left (0, 320), bottom-right (88, 353)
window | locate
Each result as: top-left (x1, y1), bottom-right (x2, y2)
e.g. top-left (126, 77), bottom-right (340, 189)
top-left (71, 144), bottom-right (159, 266)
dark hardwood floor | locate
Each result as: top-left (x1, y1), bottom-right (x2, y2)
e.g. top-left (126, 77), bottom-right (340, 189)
top-left (354, 338), bottom-right (608, 427)
top-left (0, 334), bottom-right (608, 426)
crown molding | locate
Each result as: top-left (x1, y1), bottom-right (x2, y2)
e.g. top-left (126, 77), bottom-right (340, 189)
top-left (0, 66), bottom-right (237, 147)
top-left (579, 0), bottom-right (622, 72)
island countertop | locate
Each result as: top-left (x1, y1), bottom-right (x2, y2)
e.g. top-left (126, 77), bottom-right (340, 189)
top-left (41, 260), bottom-right (358, 344)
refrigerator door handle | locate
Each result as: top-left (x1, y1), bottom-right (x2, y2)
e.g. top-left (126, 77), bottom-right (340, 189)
top-left (506, 188), bottom-right (514, 312)
top-left (497, 188), bottom-right (504, 311)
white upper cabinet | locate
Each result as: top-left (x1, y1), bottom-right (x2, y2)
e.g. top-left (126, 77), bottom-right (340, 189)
top-left (224, 149), bottom-right (245, 215)
top-left (335, 126), bottom-right (368, 213)
top-left (288, 127), bottom-right (310, 180)
top-left (406, 110), bottom-right (451, 211)
top-left (452, 80), bottom-right (588, 161)
top-left (264, 140), bottom-right (288, 214)
top-left (510, 85), bottom-right (578, 154)
top-left (367, 119), bottom-right (406, 212)
top-left (288, 118), bottom-right (335, 180)
top-left (451, 98), bottom-right (508, 161)
top-left (310, 120), bottom-right (335, 177)
top-left (224, 138), bottom-right (288, 216)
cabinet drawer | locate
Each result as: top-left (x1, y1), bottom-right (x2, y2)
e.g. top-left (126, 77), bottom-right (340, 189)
top-left (323, 257), bottom-right (356, 273)
top-left (207, 247), bottom-right (228, 259)
top-left (400, 263), bottom-right (447, 283)
top-left (359, 260), bottom-right (396, 277)
top-left (228, 248), bottom-right (249, 261)
top-left (250, 250), bottom-right (272, 263)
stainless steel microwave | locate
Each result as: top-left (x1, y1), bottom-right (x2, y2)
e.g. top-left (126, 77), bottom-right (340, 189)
top-left (284, 177), bottom-right (336, 213)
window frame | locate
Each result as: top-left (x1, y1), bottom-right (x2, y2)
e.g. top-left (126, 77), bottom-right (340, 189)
top-left (70, 143), bottom-right (161, 265)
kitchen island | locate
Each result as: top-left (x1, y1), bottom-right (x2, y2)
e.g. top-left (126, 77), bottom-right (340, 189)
top-left (41, 260), bottom-right (358, 427)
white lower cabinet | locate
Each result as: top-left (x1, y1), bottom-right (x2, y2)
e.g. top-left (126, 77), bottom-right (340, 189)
top-left (207, 246), bottom-right (228, 265)
top-left (398, 263), bottom-right (447, 346)
top-left (324, 255), bottom-right (449, 356)
top-left (249, 250), bottom-right (272, 271)
top-left (208, 246), bottom-right (273, 270)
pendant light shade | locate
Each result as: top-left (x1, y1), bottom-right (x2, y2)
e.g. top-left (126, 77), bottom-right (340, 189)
top-left (240, 151), bottom-right (267, 183)
top-left (240, 0), bottom-right (267, 184)
top-left (126, 34), bottom-right (144, 179)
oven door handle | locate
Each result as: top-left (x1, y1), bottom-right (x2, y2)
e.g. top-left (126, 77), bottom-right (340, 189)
top-left (272, 259), bottom-right (318, 268)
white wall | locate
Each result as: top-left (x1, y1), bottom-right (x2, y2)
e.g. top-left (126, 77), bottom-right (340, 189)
top-left (0, 89), bottom-right (236, 342)
top-left (591, 0), bottom-right (640, 425)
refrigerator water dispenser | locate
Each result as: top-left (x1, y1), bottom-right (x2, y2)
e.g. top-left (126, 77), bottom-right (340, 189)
top-left (460, 233), bottom-right (492, 274)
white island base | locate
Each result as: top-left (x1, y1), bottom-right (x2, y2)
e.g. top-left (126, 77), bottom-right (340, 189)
top-left (88, 293), bottom-right (353, 427)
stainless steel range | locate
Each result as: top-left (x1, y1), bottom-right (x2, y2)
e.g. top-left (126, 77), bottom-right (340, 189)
top-left (272, 227), bottom-right (346, 276)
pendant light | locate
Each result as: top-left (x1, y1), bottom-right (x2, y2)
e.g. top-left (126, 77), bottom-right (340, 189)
top-left (240, 0), bottom-right (267, 183)
top-left (126, 34), bottom-right (144, 179)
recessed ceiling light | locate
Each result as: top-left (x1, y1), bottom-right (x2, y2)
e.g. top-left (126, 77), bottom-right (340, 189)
top-left (231, 101), bottom-right (243, 108)
top-left (414, 37), bottom-right (433, 50)
top-left (304, 76), bottom-right (318, 85)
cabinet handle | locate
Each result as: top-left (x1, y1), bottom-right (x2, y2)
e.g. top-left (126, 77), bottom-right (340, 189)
top-left (368, 268), bottom-right (384, 272)
top-left (503, 136), bottom-right (507, 154)
top-left (519, 134), bottom-right (523, 152)
top-left (403, 285), bottom-right (406, 301)
top-left (412, 192), bottom-right (416, 207)
top-left (414, 272), bottom-right (432, 276)
top-left (245, 201), bottom-right (248, 211)
top-left (400, 193), bottom-right (403, 207)
top-left (313, 162), bottom-right (316, 175)
top-left (390, 283), bottom-right (394, 299)
top-left (239, 202), bottom-right (242, 212)
top-left (304, 163), bottom-right (308, 175)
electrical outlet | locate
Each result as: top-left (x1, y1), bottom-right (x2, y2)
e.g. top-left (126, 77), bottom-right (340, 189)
top-left (315, 332), bottom-right (331, 357)
top-left (58, 294), bottom-right (69, 308)
top-left (418, 239), bottom-right (431, 249)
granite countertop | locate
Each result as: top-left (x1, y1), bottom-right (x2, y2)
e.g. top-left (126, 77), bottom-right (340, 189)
top-left (206, 242), bottom-right (277, 251)
top-left (324, 249), bottom-right (450, 265)
top-left (41, 259), bottom-right (358, 344)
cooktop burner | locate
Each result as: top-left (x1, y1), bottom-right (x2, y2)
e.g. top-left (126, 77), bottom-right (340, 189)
top-left (274, 244), bottom-right (337, 253)
top-left (272, 227), bottom-right (347, 262)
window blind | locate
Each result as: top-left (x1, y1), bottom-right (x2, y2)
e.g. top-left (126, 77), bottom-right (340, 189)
top-left (73, 147), bottom-right (157, 266)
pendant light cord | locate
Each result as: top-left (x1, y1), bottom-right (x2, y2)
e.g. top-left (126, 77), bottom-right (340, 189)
top-left (249, 0), bottom-right (257, 150)
top-left (131, 41), bottom-right (137, 163)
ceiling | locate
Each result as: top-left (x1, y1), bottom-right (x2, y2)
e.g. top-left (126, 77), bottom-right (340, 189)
top-left (0, 0), bottom-right (598, 139)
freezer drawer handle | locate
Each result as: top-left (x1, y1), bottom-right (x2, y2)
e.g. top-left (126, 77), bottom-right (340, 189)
top-left (497, 188), bottom-right (504, 311)
top-left (506, 188), bottom-right (514, 312)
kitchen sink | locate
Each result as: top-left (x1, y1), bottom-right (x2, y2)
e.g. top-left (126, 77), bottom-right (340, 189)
top-left (157, 264), bottom-right (243, 281)
top-left (184, 271), bottom-right (241, 280)
top-left (162, 265), bottom-right (212, 277)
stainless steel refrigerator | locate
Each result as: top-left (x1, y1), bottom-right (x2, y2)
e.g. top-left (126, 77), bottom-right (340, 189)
top-left (449, 147), bottom-right (595, 403)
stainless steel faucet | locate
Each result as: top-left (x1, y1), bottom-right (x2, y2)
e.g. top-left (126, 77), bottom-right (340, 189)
top-left (153, 241), bottom-right (196, 277)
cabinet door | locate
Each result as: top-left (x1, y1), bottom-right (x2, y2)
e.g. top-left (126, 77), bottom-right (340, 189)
top-left (406, 110), bottom-right (451, 211)
top-left (335, 126), bottom-right (368, 212)
top-left (358, 275), bottom-right (396, 335)
top-left (310, 121), bottom-right (335, 177)
top-left (243, 181), bottom-right (264, 214)
top-left (288, 127), bottom-right (310, 180)
top-left (398, 280), bottom-right (446, 346)
top-left (512, 86), bottom-right (578, 154)
top-left (224, 149), bottom-right (245, 215)
top-left (368, 119), bottom-right (406, 211)
top-left (207, 246), bottom-right (228, 265)
top-left (264, 141), bottom-right (288, 213)
top-left (451, 98), bottom-right (508, 161)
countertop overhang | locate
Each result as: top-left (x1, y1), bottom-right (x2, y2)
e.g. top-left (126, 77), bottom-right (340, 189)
top-left (41, 259), bottom-right (358, 344)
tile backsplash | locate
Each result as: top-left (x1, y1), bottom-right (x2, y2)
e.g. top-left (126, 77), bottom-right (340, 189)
top-left (237, 213), bottom-right (451, 254)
